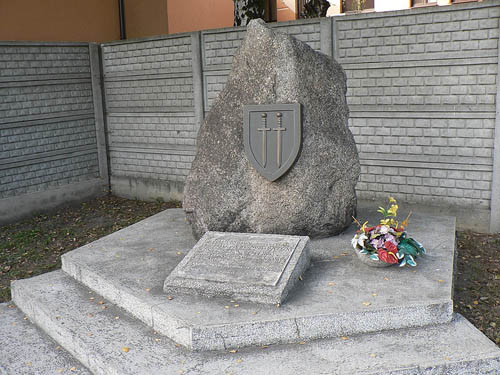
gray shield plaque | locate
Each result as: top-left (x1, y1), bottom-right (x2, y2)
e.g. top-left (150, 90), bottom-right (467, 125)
top-left (243, 103), bottom-right (302, 181)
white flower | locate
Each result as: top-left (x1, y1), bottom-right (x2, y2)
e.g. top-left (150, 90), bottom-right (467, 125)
top-left (351, 236), bottom-right (358, 249)
top-left (358, 233), bottom-right (368, 248)
top-left (379, 225), bottom-right (389, 235)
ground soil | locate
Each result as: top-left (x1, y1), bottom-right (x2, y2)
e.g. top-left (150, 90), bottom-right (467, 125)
top-left (0, 194), bottom-right (499, 347)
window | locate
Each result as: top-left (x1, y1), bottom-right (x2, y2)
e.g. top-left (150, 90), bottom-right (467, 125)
top-left (343, 0), bottom-right (374, 12)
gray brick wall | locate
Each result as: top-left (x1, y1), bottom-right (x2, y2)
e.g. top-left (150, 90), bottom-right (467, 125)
top-left (337, 1), bottom-right (500, 210)
top-left (107, 113), bottom-right (196, 182)
top-left (99, 1), bottom-right (500, 230)
top-left (102, 35), bottom-right (196, 187)
top-left (0, 43), bottom-right (101, 200)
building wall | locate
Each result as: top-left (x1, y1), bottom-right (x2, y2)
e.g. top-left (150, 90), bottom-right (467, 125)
top-left (0, 0), bottom-right (120, 42)
top-left (0, 42), bottom-right (108, 225)
top-left (167, 0), bottom-right (234, 34)
top-left (125, 0), bottom-right (169, 40)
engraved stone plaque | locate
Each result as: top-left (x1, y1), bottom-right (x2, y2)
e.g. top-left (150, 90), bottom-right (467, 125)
top-left (243, 103), bottom-right (302, 182)
top-left (164, 231), bottom-right (310, 304)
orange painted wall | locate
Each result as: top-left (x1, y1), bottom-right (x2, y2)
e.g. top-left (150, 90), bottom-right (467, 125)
top-left (125, 0), bottom-right (169, 39)
top-left (277, 0), bottom-right (297, 22)
top-left (167, 0), bottom-right (234, 34)
top-left (0, 0), bottom-right (120, 42)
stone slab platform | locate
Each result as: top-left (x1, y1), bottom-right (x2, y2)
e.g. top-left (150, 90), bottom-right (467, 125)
top-left (164, 231), bottom-right (310, 304)
top-left (11, 270), bottom-right (500, 375)
top-left (0, 302), bottom-right (91, 375)
top-left (60, 208), bottom-right (456, 351)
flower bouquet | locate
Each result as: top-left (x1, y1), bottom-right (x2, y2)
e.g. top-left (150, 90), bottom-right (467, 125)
top-left (351, 198), bottom-right (426, 267)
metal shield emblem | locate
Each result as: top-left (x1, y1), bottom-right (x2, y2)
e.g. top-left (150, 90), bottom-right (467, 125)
top-left (243, 103), bottom-right (302, 182)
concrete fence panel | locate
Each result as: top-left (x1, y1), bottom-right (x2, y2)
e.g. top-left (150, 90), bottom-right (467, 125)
top-left (0, 42), bottom-right (108, 225)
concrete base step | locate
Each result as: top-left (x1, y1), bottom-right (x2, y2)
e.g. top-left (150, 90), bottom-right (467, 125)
top-left (0, 302), bottom-right (91, 375)
top-left (60, 209), bottom-right (456, 351)
top-left (11, 270), bottom-right (500, 375)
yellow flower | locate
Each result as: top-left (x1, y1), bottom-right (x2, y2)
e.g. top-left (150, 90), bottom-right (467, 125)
top-left (361, 221), bottom-right (369, 232)
top-left (389, 197), bottom-right (397, 204)
top-left (387, 204), bottom-right (398, 217)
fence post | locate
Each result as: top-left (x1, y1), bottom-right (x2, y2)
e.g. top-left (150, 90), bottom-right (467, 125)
top-left (489, 23), bottom-right (500, 233)
top-left (89, 43), bottom-right (110, 190)
top-left (320, 17), bottom-right (333, 59)
top-left (191, 32), bottom-right (205, 135)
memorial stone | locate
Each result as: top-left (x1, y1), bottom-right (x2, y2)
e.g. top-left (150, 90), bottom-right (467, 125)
top-left (183, 19), bottom-right (360, 239)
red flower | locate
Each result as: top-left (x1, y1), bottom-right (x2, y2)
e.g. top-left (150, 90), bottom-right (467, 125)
top-left (378, 249), bottom-right (399, 264)
top-left (384, 241), bottom-right (398, 254)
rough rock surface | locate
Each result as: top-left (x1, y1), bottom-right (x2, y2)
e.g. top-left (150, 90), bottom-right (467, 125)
top-left (183, 19), bottom-right (360, 239)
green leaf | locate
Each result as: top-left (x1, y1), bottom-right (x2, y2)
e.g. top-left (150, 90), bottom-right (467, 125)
top-left (370, 254), bottom-right (379, 261)
top-left (407, 257), bottom-right (417, 267)
top-left (406, 237), bottom-right (426, 255)
top-left (365, 243), bottom-right (376, 252)
top-left (398, 239), bottom-right (418, 257)
top-left (377, 207), bottom-right (388, 217)
top-left (399, 258), bottom-right (407, 267)
top-left (360, 249), bottom-right (368, 254)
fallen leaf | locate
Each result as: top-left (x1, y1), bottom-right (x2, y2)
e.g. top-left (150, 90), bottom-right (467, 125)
top-left (70, 367), bottom-right (77, 371)
top-left (225, 305), bottom-right (230, 309)
top-left (122, 347), bottom-right (130, 353)
top-left (98, 300), bottom-right (104, 305)
top-left (26, 362), bottom-right (32, 366)
top-left (145, 288), bottom-right (151, 292)
top-left (167, 296), bottom-right (174, 300)
top-left (341, 336), bottom-right (349, 340)
top-left (299, 341), bottom-right (306, 345)
top-left (229, 349), bottom-right (238, 353)
top-left (328, 282), bottom-right (335, 286)
top-left (236, 359), bottom-right (243, 363)
top-left (363, 302), bottom-right (371, 306)
top-left (438, 280), bottom-right (444, 283)
top-left (370, 353), bottom-right (377, 358)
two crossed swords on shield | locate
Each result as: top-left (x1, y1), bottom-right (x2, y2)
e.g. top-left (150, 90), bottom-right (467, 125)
top-left (257, 112), bottom-right (285, 168)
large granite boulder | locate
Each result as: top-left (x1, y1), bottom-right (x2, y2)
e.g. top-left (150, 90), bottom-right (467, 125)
top-left (183, 19), bottom-right (360, 239)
